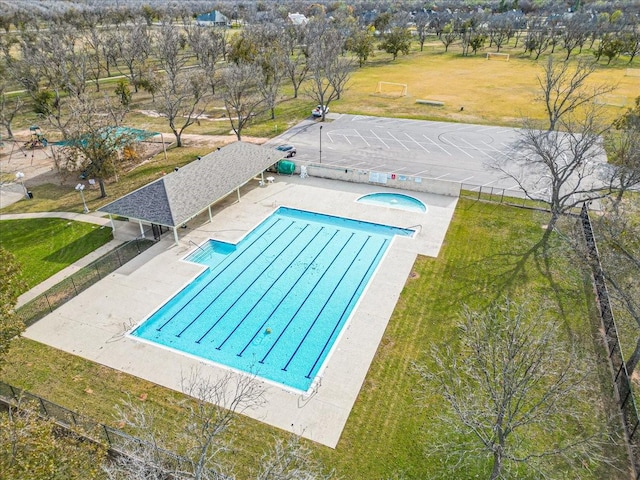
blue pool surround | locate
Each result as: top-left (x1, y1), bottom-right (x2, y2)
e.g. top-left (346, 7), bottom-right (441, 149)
top-left (131, 207), bottom-right (414, 392)
top-left (356, 192), bottom-right (427, 213)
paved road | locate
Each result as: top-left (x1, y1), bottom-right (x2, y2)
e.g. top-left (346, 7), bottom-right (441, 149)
top-left (268, 114), bottom-right (525, 192)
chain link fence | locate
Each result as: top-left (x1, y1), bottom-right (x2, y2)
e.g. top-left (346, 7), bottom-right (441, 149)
top-left (17, 237), bottom-right (155, 327)
top-left (0, 381), bottom-right (194, 473)
top-left (580, 204), bottom-right (640, 479)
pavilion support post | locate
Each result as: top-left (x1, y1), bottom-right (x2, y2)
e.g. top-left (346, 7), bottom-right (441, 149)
top-left (237, 187), bottom-right (240, 202)
top-left (173, 227), bottom-right (179, 245)
top-left (208, 206), bottom-right (213, 223)
top-left (138, 221), bottom-right (145, 238)
top-left (108, 214), bottom-right (116, 233)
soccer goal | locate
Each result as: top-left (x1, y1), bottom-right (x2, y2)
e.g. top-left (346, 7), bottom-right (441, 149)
top-left (374, 82), bottom-right (408, 97)
top-left (595, 95), bottom-right (628, 107)
top-left (486, 52), bottom-right (510, 61)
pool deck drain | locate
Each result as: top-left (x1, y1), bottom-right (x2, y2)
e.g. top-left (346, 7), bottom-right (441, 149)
top-left (24, 176), bottom-right (457, 448)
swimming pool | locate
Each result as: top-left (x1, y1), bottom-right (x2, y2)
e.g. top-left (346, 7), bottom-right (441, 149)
top-left (357, 192), bottom-right (427, 213)
top-left (131, 207), bottom-right (414, 392)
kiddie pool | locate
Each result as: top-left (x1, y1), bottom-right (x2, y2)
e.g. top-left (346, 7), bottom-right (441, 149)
top-left (356, 192), bottom-right (427, 213)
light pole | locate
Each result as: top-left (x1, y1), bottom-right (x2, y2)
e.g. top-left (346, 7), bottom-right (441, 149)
top-left (75, 183), bottom-right (89, 213)
top-left (15, 171), bottom-right (29, 199)
top-left (319, 125), bottom-right (323, 164)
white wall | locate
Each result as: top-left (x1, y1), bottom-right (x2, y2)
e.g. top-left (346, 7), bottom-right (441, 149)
top-left (297, 162), bottom-right (461, 197)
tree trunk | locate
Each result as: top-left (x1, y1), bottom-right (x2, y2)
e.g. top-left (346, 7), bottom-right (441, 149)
top-left (490, 448), bottom-right (503, 480)
top-left (626, 337), bottom-right (640, 377)
top-left (98, 178), bottom-right (107, 198)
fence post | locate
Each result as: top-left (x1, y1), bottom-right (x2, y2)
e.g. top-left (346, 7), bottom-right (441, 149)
top-left (103, 424), bottom-right (112, 446)
top-left (136, 238), bottom-right (141, 254)
top-left (477, 186), bottom-right (481, 200)
top-left (116, 247), bottom-right (123, 267)
top-left (71, 277), bottom-right (78, 296)
top-left (38, 397), bottom-right (49, 416)
top-left (45, 293), bottom-right (52, 312)
top-left (95, 263), bottom-right (101, 280)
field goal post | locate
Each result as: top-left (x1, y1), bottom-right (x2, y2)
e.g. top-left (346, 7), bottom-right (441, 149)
top-left (486, 52), bottom-right (510, 61)
top-left (374, 81), bottom-right (408, 97)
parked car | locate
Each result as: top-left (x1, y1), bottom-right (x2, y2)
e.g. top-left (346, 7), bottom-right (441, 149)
top-left (312, 105), bottom-right (329, 117)
top-left (275, 144), bottom-right (296, 157)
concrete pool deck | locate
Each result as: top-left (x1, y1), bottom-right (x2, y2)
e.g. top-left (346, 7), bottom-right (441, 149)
top-left (24, 175), bottom-right (457, 448)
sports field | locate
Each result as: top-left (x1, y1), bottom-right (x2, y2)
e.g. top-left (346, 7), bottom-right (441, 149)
top-left (341, 50), bottom-right (638, 126)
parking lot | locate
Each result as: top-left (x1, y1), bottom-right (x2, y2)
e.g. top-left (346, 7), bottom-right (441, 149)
top-left (268, 114), bottom-right (526, 192)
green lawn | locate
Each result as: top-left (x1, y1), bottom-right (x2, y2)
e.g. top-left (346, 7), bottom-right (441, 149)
top-left (1, 199), bottom-right (628, 478)
top-left (0, 218), bottom-right (113, 290)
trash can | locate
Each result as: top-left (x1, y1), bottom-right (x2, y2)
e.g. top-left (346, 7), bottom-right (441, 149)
top-left (27, 191), bottom-right (33, 199)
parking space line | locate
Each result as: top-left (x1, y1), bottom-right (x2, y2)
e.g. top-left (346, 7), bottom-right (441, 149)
top-left (370, 130), bottom-right (390, 149)
top-left (460, 176), bottom-right (475, 182)
top-left (387, 131), bottom-right (410, 151)
top-left (422, 135), bottom-right (452, 156)
top-left (457, 136), bottom-right (484, 152)
top-left (439, 136), bottom-right (474, 158)
top-left (435, 173), bottom-right (450, 179)
top-left (353, 129), bottom-right (371, 147)
top-left (414, 169), bottom-right (431, 176)
top-left (403, 133), bottom-right (430, 152)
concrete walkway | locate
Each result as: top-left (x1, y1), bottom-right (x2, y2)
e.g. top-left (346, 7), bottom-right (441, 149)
top-left (0, 211), bottom-right (142, 307)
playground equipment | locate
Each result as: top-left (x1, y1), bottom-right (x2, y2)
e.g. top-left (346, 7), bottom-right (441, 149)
top-left (24, 125), bottom-right (48, 149)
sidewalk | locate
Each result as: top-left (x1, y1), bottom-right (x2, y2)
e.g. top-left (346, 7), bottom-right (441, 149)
top-left (0, 211), bottom-right (144, 307)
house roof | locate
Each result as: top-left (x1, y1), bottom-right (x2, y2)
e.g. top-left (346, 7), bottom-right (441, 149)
top-left (196, 11), bottom-right (229, 24)
top-left (98, 141), bottom-right (283, 228)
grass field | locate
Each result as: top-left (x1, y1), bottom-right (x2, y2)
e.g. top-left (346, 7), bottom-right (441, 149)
top-left (1, 200), bottom-right (628, 478)
top-left (0, 218), bottom-right (113, 290)
top-left (338, 48), bottom-right (639, 126)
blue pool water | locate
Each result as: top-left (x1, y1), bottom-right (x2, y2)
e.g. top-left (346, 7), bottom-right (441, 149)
top-left (132, 207), bottom-right (414, 392)
top-left (357, 192), bottom-right (427, 213)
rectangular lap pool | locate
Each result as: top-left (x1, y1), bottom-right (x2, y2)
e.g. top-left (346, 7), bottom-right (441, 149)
top-left (131, 207), bottom-right (414, 392)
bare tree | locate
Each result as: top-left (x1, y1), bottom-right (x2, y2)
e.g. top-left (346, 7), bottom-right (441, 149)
top-left (606, 98), bottom-right (640, 206)
top-left (155, 70), bottom-right (209, 147)
top-left (1, 397), bottom-right (108, 480)
top-left (495, 102), bottom-right (620, 236)
top-left (220, 62), bottom-right (265, 141)
top-left (56, 94), bottom-right (130, 197)
top-left (0, 82), bottom-right (23, 139)
top-left (282, 44), bottom-right (309, 99)
top-left (256, 435), bottom-right (336, 480)
top-left (593, 200), bottom-right (640, 376)
top-left (104, 369), bottom-right (264, 480)
top-left (416, 299), bottom-right (611, 479)
top-left (306, 24), bottom-right (353, 121)
top-left (114, 21), bottom-right (151, 93)
top-left (539, 57), bottom-right (616, 132)
top-left (188, 24), bottom-right (227, 95)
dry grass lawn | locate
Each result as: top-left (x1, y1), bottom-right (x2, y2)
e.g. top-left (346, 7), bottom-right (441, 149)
top-left (339, 49), bottom-right (638, 126)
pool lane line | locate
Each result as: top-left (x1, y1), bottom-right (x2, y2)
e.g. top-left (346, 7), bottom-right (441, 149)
top-left (214, 226), bottom-right (333, 351)
top-left (258, 233), bottom-right (363, 365)
top-left (172, 221), bottom-right (295, 337)
top-left (304, 239), bottom-right (389, 379)
top-left (192, 223), bottom-right (309, 344)
top-left (156, 218), bottom-right (286, 332)
top-left (235, 229), bottom-right (346, 358)
top-left (280, 236), bottom-right (374, 372)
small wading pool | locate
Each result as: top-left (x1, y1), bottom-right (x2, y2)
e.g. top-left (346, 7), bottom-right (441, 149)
top-left (357, 192), bottom-right (427, 213)
top-left (131, 207), bottom-right (414, 392)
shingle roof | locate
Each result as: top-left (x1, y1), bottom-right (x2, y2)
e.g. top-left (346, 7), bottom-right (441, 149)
top-left (98, 141), bottom-right (283, 227)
